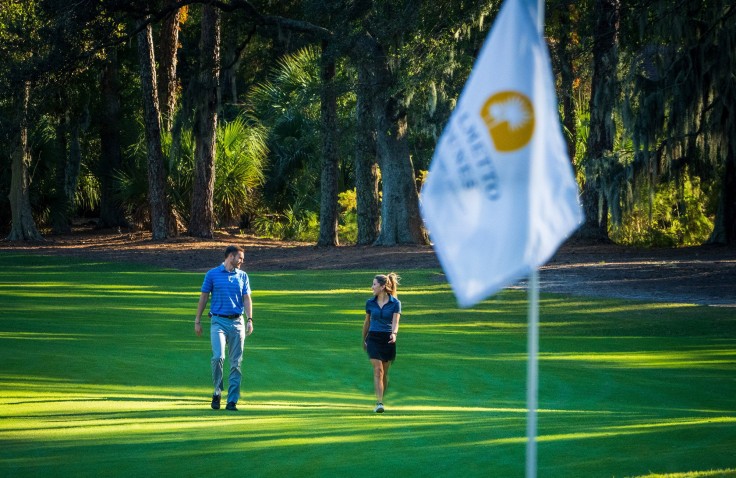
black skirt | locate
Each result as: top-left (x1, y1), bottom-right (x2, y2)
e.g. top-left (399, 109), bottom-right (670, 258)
top-left (366, 331), bottom-right (396, 362)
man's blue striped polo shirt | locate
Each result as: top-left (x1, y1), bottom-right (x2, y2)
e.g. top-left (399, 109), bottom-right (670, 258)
top-left (201, 264), bottom-right (251, 316)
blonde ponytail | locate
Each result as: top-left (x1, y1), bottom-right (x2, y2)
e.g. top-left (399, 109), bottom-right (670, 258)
top-left (375, 272), bottom-right (400, 298)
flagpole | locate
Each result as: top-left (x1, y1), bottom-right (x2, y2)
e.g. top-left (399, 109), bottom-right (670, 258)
top-left (526, 5), bottom-right (544, 478)
top-left (526, 267), bottom-right (540, 478)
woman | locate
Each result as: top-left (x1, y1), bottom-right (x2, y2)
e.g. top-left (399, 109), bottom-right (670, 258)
top-left (362, 272), bottom-right (401, 413)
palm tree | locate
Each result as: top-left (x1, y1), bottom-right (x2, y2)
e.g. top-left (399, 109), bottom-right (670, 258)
top-left (213, 116), bottom-right (268, 226)
top-left (118, 116), bottom-right (267, 230)
top-left (246, 47), bottom-right (323, 215)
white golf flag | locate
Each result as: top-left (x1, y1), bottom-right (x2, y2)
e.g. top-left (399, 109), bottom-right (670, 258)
top-left (420, 0), bottom-right (583, 308)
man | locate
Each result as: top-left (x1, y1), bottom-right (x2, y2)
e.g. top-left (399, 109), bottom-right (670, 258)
top-left (195, 245), bottom-right (253, 411)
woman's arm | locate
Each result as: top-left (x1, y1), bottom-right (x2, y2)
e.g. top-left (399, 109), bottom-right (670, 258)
top-left (388, 313), bottom-right (401, 343)
top-left (362, 313), bottom-right (370, 349)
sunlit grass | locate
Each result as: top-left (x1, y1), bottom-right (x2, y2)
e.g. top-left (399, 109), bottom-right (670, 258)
top-left (0, 253), bottom-right (734, 477)
top-left (630, 470), bottom-right (736, 478)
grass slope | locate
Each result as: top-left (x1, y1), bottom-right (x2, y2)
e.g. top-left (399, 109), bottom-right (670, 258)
top-left (0, 253), bottom-right (734, 478)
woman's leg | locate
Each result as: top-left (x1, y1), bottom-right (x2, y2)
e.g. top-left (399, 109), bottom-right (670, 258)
top-left (382, 360), bottom-right (391, 397)
top-left (370, 358), bottom-right (385, 403)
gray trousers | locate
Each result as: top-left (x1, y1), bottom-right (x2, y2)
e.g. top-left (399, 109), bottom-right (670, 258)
top-left (210, 316), bottom-right (246, 403)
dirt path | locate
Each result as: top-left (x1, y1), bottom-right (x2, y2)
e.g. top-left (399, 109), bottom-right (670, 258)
top-left (2, 230), bottom-right (734, 306)
top-left (539, 243), bottom-right (736, 306)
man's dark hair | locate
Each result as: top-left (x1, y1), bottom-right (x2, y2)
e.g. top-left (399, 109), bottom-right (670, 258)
top-left (224, 245), bottom-right (244, 257)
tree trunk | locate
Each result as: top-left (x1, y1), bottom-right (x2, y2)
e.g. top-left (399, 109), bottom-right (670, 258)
top-left (722, 147), bottom-right (736, 245)
top-left (555, 0), bottom-right (577, 162)
top-left (317, 43), bottom-right (339, 247)
top-left (224, 57), bottom-right (241, 105)
top-left (50, 104), bottom-right (85, 234)
top-left (373, 107), bottom-right (426, 246)
top-left (98, 49), bottom-right (129, 229)
top-left (157, 3), bottom-right (181, 132)
top-left (64, 113), bottom-right (83, 216)
top-left (371, 51), bottom-right (427, 246)
top-left (221, 25), bottom-right (254, 106)
top-left (51, 114), bottom-right (71, 234)
top-left (6, 81), bottom-right (43, 241)
top-left (354, 61), bottom-right (380, 245)
top-left (710, 146), bottom-right (736, 245)
top-left (188, 5), bottom-right (220, 238)
top-left (136, 18), bottom-right (170, 240)
top-left (169, 79), bottom-right (196, 184)
top-left (576, 0), bottom-right (619, 242)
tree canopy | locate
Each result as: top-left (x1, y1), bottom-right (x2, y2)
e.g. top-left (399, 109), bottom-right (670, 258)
top-left (0, 0), bottom-right (734, 246)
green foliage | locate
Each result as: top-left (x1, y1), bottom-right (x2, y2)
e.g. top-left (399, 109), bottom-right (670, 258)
top-left (164, 128), bottom-right (196, 225)
top-left (0, 0), bottom-right (123, 90)
top-left (618, 0), bottom-right (736, 243)
top-left (245, 46), bottom-right (358, 241)
top-left (571, 91), bottom-right (590, 183)
top-left (252, 205), bottom-right (319, 242)
top-left (114, 148), bottom-right (150, 226)
top-left (610, 172), bottom-right (715, 247)
top-left (0, 1), bottom-right (127, 234)
top-left (0, 1), bottom-right (41, 71)
top-left (74, 163), bottom-right (101, 213)
top-left (21, 110), bottom-right (102, 224)
top-left (252, 188), bottom-right (360, 243)
top-left (579, 59), bottom-right (716, 248)
top-left (246, 46), bottom-right (323, 213)
top-left (118, 115), bottom-right (267, 229)
top-left (1, 254), bottom-right (735, 477)
top-left (399, 2), bottom-right (501, 172)
top-left (2, 0), bottom-right (732, 246)
top-left (212, 116), bottom-right (268, 226)
top-left (337, 188), bottom-right (358, 244)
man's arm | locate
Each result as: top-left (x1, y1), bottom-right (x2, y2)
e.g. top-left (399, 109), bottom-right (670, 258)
top-left (244, 294), bottom-right (253, 335)
top-left (194, 292), bottom-right (209, 337)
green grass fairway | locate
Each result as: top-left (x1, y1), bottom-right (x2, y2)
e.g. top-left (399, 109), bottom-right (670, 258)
top-left (1, 253), bottom-right (735, 478)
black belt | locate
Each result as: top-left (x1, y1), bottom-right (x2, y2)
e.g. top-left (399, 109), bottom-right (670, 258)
top-left (210, 313), bottom-right (242, 319)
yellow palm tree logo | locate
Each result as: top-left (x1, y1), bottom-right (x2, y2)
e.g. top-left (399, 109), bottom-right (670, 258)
top-left (480, 91), bottom-right (534, 152)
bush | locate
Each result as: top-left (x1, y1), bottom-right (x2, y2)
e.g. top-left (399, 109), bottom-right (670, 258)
top-left (252, 206), bottom-right (319, 242)
top-left (337, 189), bottom-right (358, 245)
top-left (610, 172), bottom-right (714, 247)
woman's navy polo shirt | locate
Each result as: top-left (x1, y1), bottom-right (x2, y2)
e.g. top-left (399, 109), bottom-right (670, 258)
top-left (201, 264), bottom-right (251, 316)
top-left (366, 295), bottom-right (402, 333)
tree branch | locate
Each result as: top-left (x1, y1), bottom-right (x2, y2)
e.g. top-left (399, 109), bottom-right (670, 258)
top-left (224, 25), bottom-right (257, 71)
top-left (117, 0), bottom-right (332, 40)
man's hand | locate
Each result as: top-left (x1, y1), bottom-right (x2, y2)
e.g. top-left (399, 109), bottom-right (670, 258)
top-left (195, 320), bottom-right (203, 337)
top-left (246, 319), bottom-right (253, 336)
